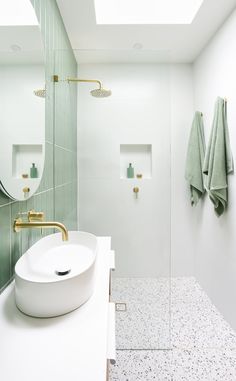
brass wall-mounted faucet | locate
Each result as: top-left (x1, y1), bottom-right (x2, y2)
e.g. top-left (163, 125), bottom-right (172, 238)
top-left (13, 210), bottom-right (69, 241)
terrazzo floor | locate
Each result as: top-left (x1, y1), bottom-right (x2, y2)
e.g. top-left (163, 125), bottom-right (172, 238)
top-left (109, 277), bottom-right (236, 380)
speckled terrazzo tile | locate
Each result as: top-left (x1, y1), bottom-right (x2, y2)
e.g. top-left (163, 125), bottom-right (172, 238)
top-left (112, 277), bottom-right (206, 307)
top-left (171, 302), bottom-right (221, 349)
top-left (112, 278), bottom-right (170, 306)
top-left (171, 298), bottom-right (236, 349)
top-left (170, 277), bottom-right (209, 305)
top-left (172, 349), bottom-right (236, 381)
top-left (113, 277), bottom-right (236, 351)
top-left (210, 310), bottom-right (236, 349)
top-left (109, 350), bottom-right (172, 381)
top-left (116, 302), bottom-right (171, 349)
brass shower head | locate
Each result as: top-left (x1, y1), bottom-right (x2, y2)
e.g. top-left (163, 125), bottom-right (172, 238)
top-left (34, 88), bottom-right (46, 98)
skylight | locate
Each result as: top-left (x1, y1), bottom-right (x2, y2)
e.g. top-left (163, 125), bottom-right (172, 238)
top-left (0, 0), bottom-right (38, 26)
top-left (94, 0), bottom-right (204, 25)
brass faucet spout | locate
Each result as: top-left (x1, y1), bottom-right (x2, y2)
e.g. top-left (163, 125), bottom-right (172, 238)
top-left (13, 219), bottom-right (69, 241)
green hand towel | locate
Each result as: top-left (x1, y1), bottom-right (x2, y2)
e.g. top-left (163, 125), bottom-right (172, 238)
top-left (203, 97), bottom-right (233, 216)
top-left (185, 111), bottom-right (206, 206)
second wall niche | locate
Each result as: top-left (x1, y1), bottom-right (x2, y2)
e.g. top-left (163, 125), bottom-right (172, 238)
top-left (120, 144), bottom-right (152, 179)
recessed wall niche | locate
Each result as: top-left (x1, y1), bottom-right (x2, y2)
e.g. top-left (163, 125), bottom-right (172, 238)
top-left (120, 144), bottom-right (152, 179)
top-left (12, 144), bottom-right (43, 179)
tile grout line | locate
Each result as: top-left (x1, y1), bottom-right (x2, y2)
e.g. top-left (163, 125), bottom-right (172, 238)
top-left (54, 143), bottom-right (77, 153)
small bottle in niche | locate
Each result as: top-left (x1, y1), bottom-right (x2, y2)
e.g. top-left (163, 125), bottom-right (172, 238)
top-left (30, 163), bottom-right (38, 178)
top-left (127, 163), bottom-right (134, 178)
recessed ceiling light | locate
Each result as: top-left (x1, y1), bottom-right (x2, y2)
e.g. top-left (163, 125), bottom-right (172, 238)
top-left (0, 0), bottom-right (38, 26)
top-left (94, 0), bottom-right (204, 25)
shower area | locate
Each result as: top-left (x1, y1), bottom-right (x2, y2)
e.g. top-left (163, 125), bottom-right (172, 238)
top-left (76, 51), bottom-right (236, 378)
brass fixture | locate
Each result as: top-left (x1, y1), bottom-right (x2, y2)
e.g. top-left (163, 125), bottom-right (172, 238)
top-left (67, 78), bottom-right (102, 87)
top-left (67, 78), bottom-right (112, 98)
top-left (28, 210), bottom-right (44, 222)
top-left (34, 88), bottom-right (46, 98)
top-left (53, 75), bottom-right (59, 82)
top-left (53, 75), bottom-right (112, 98)
top-left (133, 187), bottom-right (139, 198)
top-left (136, 174), bottom-right (143, 179)
top-left (13, 210), bottom-right (69, 241)
top-left (23, 187), bottom-right (30, 193)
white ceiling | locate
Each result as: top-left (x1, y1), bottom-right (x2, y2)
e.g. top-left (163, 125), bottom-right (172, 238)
top-left (0, 26), bottom-right (44, 64)
top-left (0, 0), bottom-right (38, 26)
top-left (56, 0), bottom-right (236, 63)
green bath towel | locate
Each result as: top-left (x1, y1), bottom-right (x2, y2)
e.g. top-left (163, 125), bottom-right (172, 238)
top-left (185, 111), bottom-right (206, 206)
top-left (203, 97), bottom-right (233, 216)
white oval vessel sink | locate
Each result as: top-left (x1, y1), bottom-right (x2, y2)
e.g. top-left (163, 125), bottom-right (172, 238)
top-left (15, 231), bottom-right (97, 318)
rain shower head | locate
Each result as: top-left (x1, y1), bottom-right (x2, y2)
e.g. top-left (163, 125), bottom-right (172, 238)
top-left (67, 78), bottom-right (112, 98)
top-left (34, 88), bottom-right (46, 98)
top-left (90, 88), bottom-right (112, 98)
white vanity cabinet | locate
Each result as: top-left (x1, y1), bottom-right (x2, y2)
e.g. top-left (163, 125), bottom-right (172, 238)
top-left (0, 237), bottom-right (115, 381)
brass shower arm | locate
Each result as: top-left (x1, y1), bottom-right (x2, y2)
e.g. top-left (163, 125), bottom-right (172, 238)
top-left (53, 75), bottom-right (111, 97)
top-left (67, 78), bottom-right (102, 89)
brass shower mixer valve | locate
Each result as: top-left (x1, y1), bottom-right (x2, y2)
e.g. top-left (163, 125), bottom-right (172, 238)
top-left (133, 187), bottom-right (139, 198)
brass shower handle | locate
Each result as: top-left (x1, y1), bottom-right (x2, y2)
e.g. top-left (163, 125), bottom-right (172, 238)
top-left (28, 210), bottom-right (44, 222)
top-left (133, 187), bottom-right (139, 198)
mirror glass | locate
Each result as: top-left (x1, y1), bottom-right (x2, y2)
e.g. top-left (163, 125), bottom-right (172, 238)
top-left (0, 0), bottom-right (45, 201)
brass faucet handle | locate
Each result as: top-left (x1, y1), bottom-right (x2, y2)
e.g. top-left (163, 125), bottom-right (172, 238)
top-left (28, 210), bottom-right (44, 222)
top-left (133, 187), bottom-right (139, 199)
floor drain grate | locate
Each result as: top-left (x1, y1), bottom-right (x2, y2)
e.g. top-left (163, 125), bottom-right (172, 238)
top-left (115, 302), bottom-right (127, 312)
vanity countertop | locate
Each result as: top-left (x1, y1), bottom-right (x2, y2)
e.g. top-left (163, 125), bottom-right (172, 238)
top-left (0, 237), bottom-right (114, 381)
